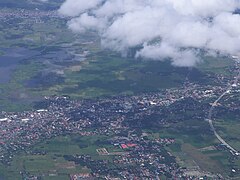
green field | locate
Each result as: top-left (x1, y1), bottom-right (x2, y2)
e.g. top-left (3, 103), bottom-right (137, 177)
top-left (143, 124), bottom-right (237, 177)
top-left (0, 134), bottom-right (117, 179)
top-left (3, 51), bottom-right (234, 112)
top-left (215, 118), bottom-right (240, 150)
top-left (0, 3), bottom-right (235, 112)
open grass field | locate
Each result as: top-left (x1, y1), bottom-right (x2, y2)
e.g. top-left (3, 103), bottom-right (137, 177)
top-left (181, 143), bottom-right (224, 173)
top-left (61, 57), bottom-right (188, 97)
top-left (215, 118), bottom-right (240, 150)
top-left (198, 56), bottom-right (234, 76)
top-left (143, 126), bottom-right (236, 177)
top-left (0, 134), bottom-right (116, 179)
top-left (167, 141), bottom-right (232, 177)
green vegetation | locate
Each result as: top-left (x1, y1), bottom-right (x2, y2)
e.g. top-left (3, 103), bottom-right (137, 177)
top-left (215, 118), bottom-right (240, 150)
top-left (198, 56), bottom-right (234, 76)
top-left (0, 134), bottom-right (115, 179)
top-left (0, 61), bottom-right (44, 111)
top-left (2, 52), bottom-right (232, 112)
top-left (0, 4), bottom-right (234, 112)
top-left (143, 124), bottom-right (235, 177)
top-left (62, 57), bottom-right (187, 98)
top-left (181, 143), bottom-right (224, 173)
top-left (0, 4), bottom-right (238, 179)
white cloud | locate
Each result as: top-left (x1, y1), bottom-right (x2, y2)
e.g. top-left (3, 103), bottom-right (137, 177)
top-left (59, 0), bottom-right (240, 66)
top-left (59, 0), bottom-right (105, 17)
top-left (68, 13), bottom-right (103, 33)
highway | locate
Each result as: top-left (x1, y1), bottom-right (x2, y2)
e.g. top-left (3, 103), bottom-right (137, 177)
top-left (207, 61), bottom-right (240, 155)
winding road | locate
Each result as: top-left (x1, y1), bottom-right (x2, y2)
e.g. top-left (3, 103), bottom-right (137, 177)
top-left (207, 61), bottom-right (240, 155)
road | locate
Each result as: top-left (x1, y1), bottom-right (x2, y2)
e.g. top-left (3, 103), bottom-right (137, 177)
top-left (207, 62), bottom-right (240, 155)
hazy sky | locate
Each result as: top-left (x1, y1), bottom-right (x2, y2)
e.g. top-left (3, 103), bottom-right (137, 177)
top-left (59, 0), bottom-right (240, 66)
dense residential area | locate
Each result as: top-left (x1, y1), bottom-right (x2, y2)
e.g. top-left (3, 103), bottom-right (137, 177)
top-left (0, 63), bottom-right (239, 179)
